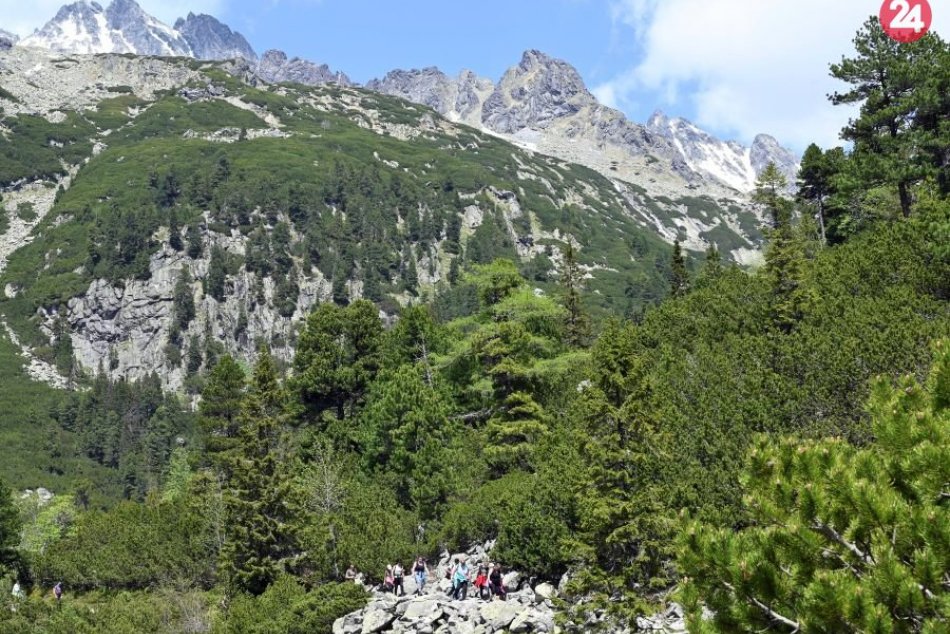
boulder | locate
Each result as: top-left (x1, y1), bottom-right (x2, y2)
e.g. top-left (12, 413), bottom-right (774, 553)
top-left (333, 613), bottom-right (362, 634)
top-left (502, 571), bottom-right (523, 590)
top-left (403, 596), bottom-right (444, 623)
top-left (533, 582), bottom-right (556, 602)
top-left (361, 608), bottom-right (395, 634)
top-left (510, 608), bottom-right (555, 633)
top-left (478, 601), bottom-right (523, 631)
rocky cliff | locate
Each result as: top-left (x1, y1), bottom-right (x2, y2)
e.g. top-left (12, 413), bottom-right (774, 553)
top-left (174, 12), bottom-right (257, 62)
top-left (256, 49), bottom-right (351, 87)
top-left (0, 30), bottom-right (18, 50)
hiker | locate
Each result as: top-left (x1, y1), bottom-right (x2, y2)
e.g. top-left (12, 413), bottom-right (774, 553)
top-left (451, 558), bottom-right (471, 600)
top-left (382, 565), bottom-right (395, 593)
top-left (53, 582), bottom-right (63, 603)
top-left (344, 564), bottom-right (358, 583)
top-left (489, 564), bottom-right (506, 600)
top-left (445, 558), bottom-right (460, 596)
top-left (393, 562), bottom-right (405, 596)
top-left (474, 563), bottom-right (490, 600)
top-left (413, 556), bottom-right (429, 595)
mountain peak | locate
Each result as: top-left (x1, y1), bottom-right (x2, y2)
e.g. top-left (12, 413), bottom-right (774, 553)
top-left (21, 0), bottom-right (191, 56)
top-left (175, 12), bottom-right (257, 61)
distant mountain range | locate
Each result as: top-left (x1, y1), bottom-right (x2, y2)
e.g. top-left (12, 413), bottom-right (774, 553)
top-left (7, 0), bottom-right (799, 198)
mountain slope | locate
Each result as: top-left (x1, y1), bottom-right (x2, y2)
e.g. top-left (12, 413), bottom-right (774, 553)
top-left (0, 49), bottom-right (698, 390)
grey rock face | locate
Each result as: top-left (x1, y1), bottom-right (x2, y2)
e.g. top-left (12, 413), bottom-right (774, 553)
top-left (174, 12), bottom-right (257, 62)
top-left (18, 0), bottom-right (258, 63)
top-left (751, 133), bottom-right (799, 187)
top-left (647, 110), bottom-right (799, 192)
top-left (482, 49), bottom-right (589, 133)
top-left (105, 0), bottom-right (191, 56)
top-left (366, 67), bottom-right (457, 112)
top-left (366, 67), bottom-right (493, 126)
top-left (0, 29), bottom-right (18, 50)
top-left (21, 0), bottom-right (191, 56)
top-left (256, 49), bottom-right (351, 86)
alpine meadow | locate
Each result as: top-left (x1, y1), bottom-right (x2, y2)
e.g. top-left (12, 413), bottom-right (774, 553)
top-left (0, 2), bottom-right (948, 633)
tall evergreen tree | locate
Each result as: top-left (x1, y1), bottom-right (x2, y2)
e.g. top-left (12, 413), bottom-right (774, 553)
top-left (753, 162), bottom-right (790, 229)
top-left (206, 247), bottom-right (227, 302)
top-left (199, 356), bottom-right (246, 463)
top-left (669, 239), bottom-right (690, 298)
top-left (0, 478), bottom-right (21, 576)
top-left (484, 390), bottom-right (548, 476)
top-left (360, 365), bottom-right (455, 515)
top-left (561, 242), bottom-right (591, 347)
top-left (221, 348), bottom-right (297, 596)
top-left (572, 320), bottom-right (673, 608)
top-left (173, 268), bottom-right (196, 331)
top-left (168, 207), bottom-right (183, 252)
top-left (186, 224), bottom-right (203, 260)
top-left (293, 301), bottom-right (384, 427)
top-left (796, 143), bottom-right (843, 243)
top-left (830, 19), bottom-right (947, 217)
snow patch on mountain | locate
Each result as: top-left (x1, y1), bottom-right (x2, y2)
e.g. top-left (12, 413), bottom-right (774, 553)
top-left (646, 111), bottom-right (797, 193)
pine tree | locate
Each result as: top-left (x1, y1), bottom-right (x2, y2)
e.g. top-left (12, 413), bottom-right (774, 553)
top-left (293, 301), bottom-right (384, 425)
top-left (0, 478), bottom-right (20, 575)
top-left (404, 251), bottom-right (419, 296)
top-left (572, 320), bottom-right (673, 609)
top-left (561, 242), bottom-right (590, 347)
top-left (199, 356), bottom-right (246, 462)
top-left (753, 162), bottom-right (790, 229)
top-left (360, 365), bottom-right (454, 514)
top-left (206, 246), bottom-right (227, 301)
top-left (798, 144), bottom-right (830, 243)
top-left (679, 342), bottom-right (950, 633)
top-left (830, 20), bottom-right (947, 217)
top-left (52, 309), bottom-right (74, 378)
top-left (669, 239), bottom-right (689, 298)
top-left (484, 391), bottom-right (548, 475)
top-left (186, 224), bottom-right (203, 259)
top-left (169, 207), bottom-right (183, 252)
top-left (173, 268), bottom-right (196, 331)
top-left (701, 245), bottom-right (722, 281)
top-left (221, 348), bottom-right (297, 596)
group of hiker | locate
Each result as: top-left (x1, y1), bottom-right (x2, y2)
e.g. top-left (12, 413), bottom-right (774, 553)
top-left (345, 556), bottom-right (508, 601)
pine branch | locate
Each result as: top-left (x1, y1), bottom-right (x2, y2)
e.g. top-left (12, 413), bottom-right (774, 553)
top-left (454, 408), bottom-right (494, 424)
top-left (722, 582), bottom-right (800, 632)
top-left (810, 520), bottom-right (874, 565)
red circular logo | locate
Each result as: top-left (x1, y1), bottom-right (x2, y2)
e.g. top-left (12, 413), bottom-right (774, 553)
top-left (880, 0), bottom-right (933, 42)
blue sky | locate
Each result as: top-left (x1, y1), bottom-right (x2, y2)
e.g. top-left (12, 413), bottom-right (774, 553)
top-left (3, 0), bottom-right (948, 152)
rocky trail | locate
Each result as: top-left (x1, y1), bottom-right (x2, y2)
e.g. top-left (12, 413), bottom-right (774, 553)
top-left (335, 547), bottom-right (687, 634)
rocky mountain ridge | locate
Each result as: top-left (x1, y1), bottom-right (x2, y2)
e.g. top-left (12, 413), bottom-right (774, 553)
top-left (20, 0), bottom-right (195, 57)
top-left (15, 2), bottom-right (798, 199)
top-left (368, 50), bottom-right (799, 198)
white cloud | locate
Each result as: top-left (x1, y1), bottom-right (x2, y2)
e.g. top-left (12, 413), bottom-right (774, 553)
top-left (0, 0), bottom-right (227, 37)
top-left (599, 0), bottom-right (949, 150)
